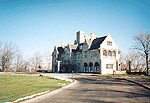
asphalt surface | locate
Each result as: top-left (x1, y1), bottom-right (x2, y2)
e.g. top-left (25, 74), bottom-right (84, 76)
top-left (23, 75), bottom-right (150, 103)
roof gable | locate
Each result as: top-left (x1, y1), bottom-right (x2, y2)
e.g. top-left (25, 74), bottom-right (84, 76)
top-left (101, 34), bottom-right (118, 48)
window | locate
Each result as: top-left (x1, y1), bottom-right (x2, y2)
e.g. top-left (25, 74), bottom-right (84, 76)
top-left (112, 51), bottom-right (116, 57)
top-left (107, 41), bottom-right (112, 46)
top-left (103, 50), bottom-right (107, 56)
top-left (106, 64), bottom-right (113, 69)
top-left (108, 50), bottom-right (112, 56)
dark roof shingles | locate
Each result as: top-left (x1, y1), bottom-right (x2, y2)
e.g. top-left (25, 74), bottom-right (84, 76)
top-left (89, 36), bottom-right (107, 50)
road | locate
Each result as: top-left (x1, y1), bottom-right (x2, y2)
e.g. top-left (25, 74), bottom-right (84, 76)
top-left (23, 75), bottom-right (150, 103)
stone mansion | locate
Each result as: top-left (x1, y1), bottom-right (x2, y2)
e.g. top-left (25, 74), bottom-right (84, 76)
top-left (52, 31), bottom-right (121, 74)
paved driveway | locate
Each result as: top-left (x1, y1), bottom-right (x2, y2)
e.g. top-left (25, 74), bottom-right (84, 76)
top-left (23, 75), bottom-right (150, 103)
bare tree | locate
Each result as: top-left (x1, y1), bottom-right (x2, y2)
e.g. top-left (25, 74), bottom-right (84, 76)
top-left (120, 52), bottom-right (127, 71)
top-left (133, 32), bottom-right (150, 75)
top-left (126, 50), bottom-right (145, 71)
top-left (43, 51), bottom-right (52, 70)
top-left (120, 50), bottom-right (146, 72)
top-left (23, 57), bottom-right (31, 72)
top-left (13, 52), bottom-right (25, 72)
top-left (30, 52), bottom-right (43, 72)
top-left (1, 42), bottom-right (18, 71)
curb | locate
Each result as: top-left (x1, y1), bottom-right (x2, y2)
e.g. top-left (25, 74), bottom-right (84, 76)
top-left (7, 76), bottom-right (75, 103)
top-left (13, 90), bottom-right (50, 103)
top-left (21, 79), bottom-right (78, 103)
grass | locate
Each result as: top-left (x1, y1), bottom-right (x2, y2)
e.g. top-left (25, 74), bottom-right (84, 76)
top-left (0, 75), bottom-right (70, 102)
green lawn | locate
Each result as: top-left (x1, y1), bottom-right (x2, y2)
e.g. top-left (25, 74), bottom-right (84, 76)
top-left (0, 75), bottom-right (70, 102)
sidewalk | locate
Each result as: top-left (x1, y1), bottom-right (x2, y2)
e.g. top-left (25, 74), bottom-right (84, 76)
top-left (109, 75), bottom-right (150, 90)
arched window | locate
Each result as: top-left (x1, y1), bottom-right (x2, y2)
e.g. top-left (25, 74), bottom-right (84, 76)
top-left (95, 62), bottom-right (99, 67)
top-left (108, 50), bottom-right (112, 56)
top-left (84, 63), bottom-right (88, 67)
top-left (89, 62), bottom-right (93, 67)
top-left (89, 62), bottom-right (93, 72)
top-left (84, 63), bottom-right (88, 72)
top-left (112, 51), bottom-right (116, 57)
top-left (95, 62), bottom-right (99, 71)
top-left (103, 50), bottom-right (107, 56)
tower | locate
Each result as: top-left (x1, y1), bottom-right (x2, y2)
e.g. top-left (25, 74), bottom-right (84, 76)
top-left (76, 31), bottom-right (85, 44)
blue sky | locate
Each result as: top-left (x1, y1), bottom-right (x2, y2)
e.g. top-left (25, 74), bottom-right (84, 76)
top-left (0, 0), bottom-right (150, 57)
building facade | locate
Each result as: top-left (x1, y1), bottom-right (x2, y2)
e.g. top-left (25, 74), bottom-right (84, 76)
top-left (52, 31), bottom-right (121, 74)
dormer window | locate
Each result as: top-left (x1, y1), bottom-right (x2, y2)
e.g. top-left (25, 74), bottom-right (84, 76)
top-left (107, 41), bottom-right (112, 46)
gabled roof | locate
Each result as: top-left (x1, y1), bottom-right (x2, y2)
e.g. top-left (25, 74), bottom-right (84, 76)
top-left (89, 36), bottom-right (107, 50)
